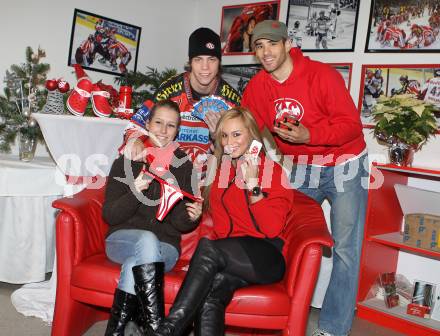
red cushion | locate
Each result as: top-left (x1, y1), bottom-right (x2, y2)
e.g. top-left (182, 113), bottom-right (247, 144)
top-left (71, 254), bottom-right (290, 316)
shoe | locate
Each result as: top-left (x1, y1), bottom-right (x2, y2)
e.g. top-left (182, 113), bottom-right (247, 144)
top-left (132, 262), bottom-right (165, 333)
top-left (66, 77), bottom-right (92, 116)
top-left (104, 288), bottom-right (138, 336)
top-left (154, 238), bottom-right (226, 335)
top-left (193, 273), bottom-right (247, 336)
top-left (91, 83), bottom-right (113, 117)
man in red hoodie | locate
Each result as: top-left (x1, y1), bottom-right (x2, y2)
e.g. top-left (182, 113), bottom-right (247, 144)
top-left (241, 20), bottom-right (368, 336)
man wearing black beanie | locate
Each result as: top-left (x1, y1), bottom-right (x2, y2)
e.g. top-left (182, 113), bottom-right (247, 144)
top-left (124, 27), bottom-right (240, 168)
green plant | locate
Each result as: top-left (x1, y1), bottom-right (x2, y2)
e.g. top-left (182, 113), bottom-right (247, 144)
top-left (372, 94), bottom-right (438, 147)
top-left (114, 66), bottom-right (177, 109)
top-left (0, 46), bottom-right (49, 153)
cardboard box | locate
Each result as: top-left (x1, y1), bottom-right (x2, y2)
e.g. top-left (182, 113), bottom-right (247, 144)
top-left (404, 213), bottom-right (440, 251)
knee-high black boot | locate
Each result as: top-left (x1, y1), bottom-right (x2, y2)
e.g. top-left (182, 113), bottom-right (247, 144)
top-left (193, 273), bottom-right (247, 336)
top-left (132, 262), bottom-right (165, 334)
top-left (155, 238), bottom-right (226, 336)
top-left (105, 288), bottom-right (138, 336)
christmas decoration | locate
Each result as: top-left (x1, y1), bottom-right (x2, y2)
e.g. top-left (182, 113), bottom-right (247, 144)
top-left (0, 46), bottom-right (49, 153)
top-left (57, 79), bottom-right (70, 93)
top-left (66, 64), bottom-right (119, 117)
top-left (114, 67), bottom-right (177, 109)
top-left (42, 89), bottom-right (66, 115)
top-left (45, 79), bottom-right (58, 91)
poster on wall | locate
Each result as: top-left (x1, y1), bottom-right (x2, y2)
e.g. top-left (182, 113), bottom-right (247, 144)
top-left (220, 1), bottom-right (280, 55)
top-left (222, 63), bottom-right (351, 95)
top-left (286, 0), bottom-right (359, 51)
top-left (358, 64), bottom-right (440, 127)
top-left (68, 9), bottom-right (141, 76)
top-left (365, 0), bottom-right (440, 52)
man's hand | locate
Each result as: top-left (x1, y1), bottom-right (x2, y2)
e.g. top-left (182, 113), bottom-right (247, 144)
top-left (123, 139), bottom-right (146, 162)
top-left (205, 111), bottom-right (222, 138)
top-left (273, 121), bottom-right (310, 144)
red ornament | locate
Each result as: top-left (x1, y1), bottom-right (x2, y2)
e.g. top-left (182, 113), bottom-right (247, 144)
top-left (57, 80), bottom-right (70, 93)
top-left (45, 79), bottom-right (58, 91)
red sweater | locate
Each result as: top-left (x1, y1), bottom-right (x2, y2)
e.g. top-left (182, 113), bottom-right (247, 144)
top-left (242, 48), bottom-right (366, 166)
top-left (209, 155), bottom-right (294, 240)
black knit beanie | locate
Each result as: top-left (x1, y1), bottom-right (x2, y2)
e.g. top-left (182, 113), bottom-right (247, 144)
top-left (188, 27), bottom-right (221, 60)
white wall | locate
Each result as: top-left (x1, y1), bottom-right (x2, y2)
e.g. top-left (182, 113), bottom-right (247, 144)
top-left (0, 0), bottom-right (196, 93)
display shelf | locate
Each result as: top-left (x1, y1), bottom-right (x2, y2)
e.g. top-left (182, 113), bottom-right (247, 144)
top-left (368, 232), bottom-right (440, 259)
top-left (358, 298), bottom-right (440, 336)
top-left (357, 163), bottom-right (440, 335)
top-left (374, 163), bottom-right (440, 178)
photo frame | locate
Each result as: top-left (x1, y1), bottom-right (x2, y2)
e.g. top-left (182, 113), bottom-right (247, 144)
top-left (220, 1), bottom-right (280, 55)
top-left (222, 64), bottom-right (262, 94)
top-left (365, 0), bottom-right (440, 52)
top-left (286, 0), bottom-right (359, 52)
top-left (329, 63), bottom-right (352, 89)
top-left (222, 62), bottom-right (351, 95)
top-left (357, 64), bottom-right (440, 128)
top-left (68, 9), bottom-right (141, 76)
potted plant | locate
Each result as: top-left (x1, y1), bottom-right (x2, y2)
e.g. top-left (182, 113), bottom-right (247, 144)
top-left (372, 93), bottom-right (438, 166)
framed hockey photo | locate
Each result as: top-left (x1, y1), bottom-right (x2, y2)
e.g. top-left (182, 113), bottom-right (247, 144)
top-left (365, 0), bottom-right (440, 52)
top-left (68, 9), bottom-right (141, 76)
top-left (222, 64), bottom-right (262, 95)
top-left (220, 1), bottom-right (280, 55)
top-left (329, 63), bottom-right (352, 89)
top-left (286, 0), bottom-right (360, 51)
top-left (357, 64), bottom-right (440, 128)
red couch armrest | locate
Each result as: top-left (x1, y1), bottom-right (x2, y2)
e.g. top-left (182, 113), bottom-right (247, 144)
top-left (283, 191), bottom-right (333, 297)
top-left (52, 186), bottom-right (108, 266)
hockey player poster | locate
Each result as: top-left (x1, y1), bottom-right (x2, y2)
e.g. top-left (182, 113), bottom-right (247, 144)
top-left (68, 9), bottom-right (141, 76)
top-left (358, 64), bottom-right (440, 127)
top-left (286, 0), bottom-right (359, 51)
top-left (365, 0), bottom-right (440, 52)
top-left (220, 1), bottom-right (280, 55)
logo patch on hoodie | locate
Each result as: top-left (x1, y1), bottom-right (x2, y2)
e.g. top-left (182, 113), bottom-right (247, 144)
top-left (274, 98), bottom-right (304, 122)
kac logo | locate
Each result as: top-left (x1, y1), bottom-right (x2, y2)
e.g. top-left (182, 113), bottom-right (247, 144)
top-left (206, 42), bottom-right (215, 49)
top-left (274, 98), bottom-right (304, 121)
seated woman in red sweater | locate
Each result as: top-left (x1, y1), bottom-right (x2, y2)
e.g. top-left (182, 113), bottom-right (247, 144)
top-left (102, 99), bottom-right (202, 335)
top-left (126, 107), bottom-right (294, 336)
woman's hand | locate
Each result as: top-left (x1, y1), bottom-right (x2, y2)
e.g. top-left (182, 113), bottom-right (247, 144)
top-left (185, 201), bottom-right (203, 222)
top-left (134, 166), bottom-right (153, 193)
top-left (240, 154), bottom-right (259, 190)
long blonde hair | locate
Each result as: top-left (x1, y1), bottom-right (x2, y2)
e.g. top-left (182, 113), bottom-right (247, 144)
top-left (202, 106), bottom-right (265, 211)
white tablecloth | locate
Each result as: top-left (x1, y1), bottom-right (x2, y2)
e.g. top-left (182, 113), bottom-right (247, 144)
top-left (32, 113), bottom-right (129, 177)
top-left (0, 155), bottom-right (64, 283)
top-left (12, 114), bottom-right (129, 323)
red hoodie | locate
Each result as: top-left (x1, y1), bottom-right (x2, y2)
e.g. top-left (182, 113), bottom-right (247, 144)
top-left (208, 154), bottom-right (294, 241)
top-left (241, 48), bottom-right (366, 166)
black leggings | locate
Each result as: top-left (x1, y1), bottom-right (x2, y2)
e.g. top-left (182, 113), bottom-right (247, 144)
top-left (209, 236), bottom-right (285, 285)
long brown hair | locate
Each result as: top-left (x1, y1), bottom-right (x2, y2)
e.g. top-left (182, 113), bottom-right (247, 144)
top-left (202, 106), bottom-right (265, 211)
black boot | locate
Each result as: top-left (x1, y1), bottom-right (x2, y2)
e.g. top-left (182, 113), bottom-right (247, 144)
top-left (193, 273), bottom-right (247, 336)
top-left (105, 288), bottom-right (138, 336)
top-left (155, 238), bottom-right (226, 336)
top-left (132, 262), bottom-right (165, 333)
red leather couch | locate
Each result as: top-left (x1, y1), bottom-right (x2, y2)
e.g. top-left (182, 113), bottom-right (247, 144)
top-left (51, 185), bottom-right (332, 336)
